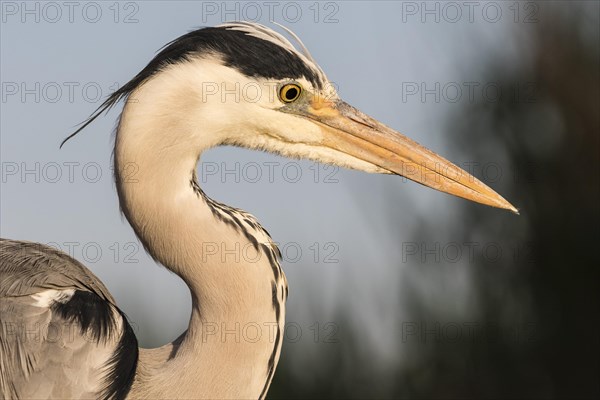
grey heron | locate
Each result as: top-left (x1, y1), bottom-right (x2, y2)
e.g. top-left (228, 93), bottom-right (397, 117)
top-left (0, 22), bottom-right (517, 399)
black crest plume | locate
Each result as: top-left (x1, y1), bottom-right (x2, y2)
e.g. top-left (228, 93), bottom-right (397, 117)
top-left (60, 24), bottom-right (323, 148)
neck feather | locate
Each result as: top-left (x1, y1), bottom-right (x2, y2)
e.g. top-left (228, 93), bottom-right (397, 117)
top-left (114, 61), bottom-right (286, 399)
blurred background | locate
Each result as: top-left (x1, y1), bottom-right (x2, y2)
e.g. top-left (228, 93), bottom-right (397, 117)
top-left (1, 1), bottom-right (598, 398)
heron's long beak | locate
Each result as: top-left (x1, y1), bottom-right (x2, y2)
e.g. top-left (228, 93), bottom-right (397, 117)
top-left (288, 96), bottom-right (518, 213)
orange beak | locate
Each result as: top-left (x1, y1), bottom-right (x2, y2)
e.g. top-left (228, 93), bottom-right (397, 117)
top-left (287, 96), bottom-right (518, 213)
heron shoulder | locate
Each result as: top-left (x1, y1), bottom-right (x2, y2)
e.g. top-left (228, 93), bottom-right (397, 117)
top-left (0, 239), bottom-right (138, 400)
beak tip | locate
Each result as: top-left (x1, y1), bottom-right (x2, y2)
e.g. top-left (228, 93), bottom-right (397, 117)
top-left (498, 198), bottom-right (519, 215)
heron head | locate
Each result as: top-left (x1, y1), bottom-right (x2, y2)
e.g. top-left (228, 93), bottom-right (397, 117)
top-left (213, 23), bottom-right (516, 212)
top-left (64, 21), bottom-right (517, 213)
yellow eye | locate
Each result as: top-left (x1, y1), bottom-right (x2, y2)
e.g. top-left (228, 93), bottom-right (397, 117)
top-left (279, 83), bottom-right (302, 103)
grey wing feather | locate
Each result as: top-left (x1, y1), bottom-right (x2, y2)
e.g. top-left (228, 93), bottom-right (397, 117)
top-left (0, 239), bottom-right (138, 400)
top-left (0, 239), bottom-right (114, 299)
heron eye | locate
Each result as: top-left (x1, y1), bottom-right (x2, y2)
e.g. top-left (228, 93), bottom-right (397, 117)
top-left (279, 84), bottom-right (302, 103)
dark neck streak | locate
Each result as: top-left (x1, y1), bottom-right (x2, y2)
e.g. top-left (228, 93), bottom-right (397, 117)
top-left (189, 170), bottom-right (286, 399)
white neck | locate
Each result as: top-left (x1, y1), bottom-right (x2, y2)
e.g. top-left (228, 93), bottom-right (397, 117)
top-left (115, 60), bottom-right (286, 399)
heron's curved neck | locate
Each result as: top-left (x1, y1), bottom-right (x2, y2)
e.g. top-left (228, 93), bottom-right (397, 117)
top-left (114, 63), bottom-right (285, 399)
